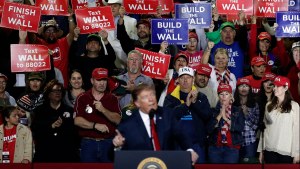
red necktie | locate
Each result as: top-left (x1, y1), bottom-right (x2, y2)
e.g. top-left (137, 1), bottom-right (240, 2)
top-left (150, 118), bottom-right (161, 151)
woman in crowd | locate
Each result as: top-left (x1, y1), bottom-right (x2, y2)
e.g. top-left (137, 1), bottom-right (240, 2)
top-left (64, 69), bottom-right (85, 108)
top-left (31, 79), bottom-right (78, 162)
top-left (233, 78), bottom-right (260, 163)
top-left (207, 83), bottom-right (245, 163)
top-left (257, 76), bottom-right (299, 164)
top-left (203, 47), bottom-right (237, 94)
top-left (0, 106), bottom-right (32, 163)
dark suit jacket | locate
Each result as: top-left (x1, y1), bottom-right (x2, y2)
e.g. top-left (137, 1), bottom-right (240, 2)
top-left (118, 107), bottom-right (192, 150)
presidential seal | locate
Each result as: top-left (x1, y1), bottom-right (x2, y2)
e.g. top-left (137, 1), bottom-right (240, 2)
top-left (137, 157), bottom-right (167, 169)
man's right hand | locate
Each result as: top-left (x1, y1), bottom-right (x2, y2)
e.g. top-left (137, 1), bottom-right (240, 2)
top-left (113, 129), bottom-right (125, 147)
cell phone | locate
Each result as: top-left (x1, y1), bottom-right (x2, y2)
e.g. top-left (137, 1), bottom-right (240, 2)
top-left (19, 118), bottom-right (28, 126)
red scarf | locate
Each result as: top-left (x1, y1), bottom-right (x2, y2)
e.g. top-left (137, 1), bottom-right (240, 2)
top-left (215, 67), bottom-right (231, 84)
top-left (220, 104), bottom-right (232, 143)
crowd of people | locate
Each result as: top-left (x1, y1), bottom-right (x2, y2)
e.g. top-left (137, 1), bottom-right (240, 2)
top-left (0, 0), bottom-right (299, 165)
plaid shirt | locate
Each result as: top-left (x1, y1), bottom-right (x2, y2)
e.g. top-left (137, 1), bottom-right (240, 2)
top-left (242, 103), bottom-right (260, 146)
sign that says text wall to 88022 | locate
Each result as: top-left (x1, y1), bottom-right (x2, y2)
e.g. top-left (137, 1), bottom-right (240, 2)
top-left (151, 18), bottom-right (189, 45)
top-left (11, 44), bottom-right (51, 72)
top-left (276, 11), bottom-right (300, 37)
top-left (75, 6), bottom-right (115, 34)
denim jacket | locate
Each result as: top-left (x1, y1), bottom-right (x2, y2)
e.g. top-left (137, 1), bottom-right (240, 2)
top-left (207, 102), bottom-right (245, 146)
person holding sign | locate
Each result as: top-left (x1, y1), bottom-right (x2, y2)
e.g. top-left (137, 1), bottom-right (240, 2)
top-left (163, 66), bottom-right (211, 163)
top-left (70, 31), bottom-right (117, 90)
top-left (106, 0), bottom-right (138, 69)
top-left (117, 19), bottom-right (160, 55)
top-left (249, 16), bottom-right (280, 73)
top-left (117, 50), bottom-right (154, 109)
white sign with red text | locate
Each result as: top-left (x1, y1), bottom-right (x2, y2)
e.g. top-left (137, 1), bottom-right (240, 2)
top-left (0, 2), bottom-right (41, 32)
top-left (136, 48), bottom-right (171, 80)
top-left (75, 6), bottom-right (115, 34)
top-left (11, 44), bottom-right (51, 72)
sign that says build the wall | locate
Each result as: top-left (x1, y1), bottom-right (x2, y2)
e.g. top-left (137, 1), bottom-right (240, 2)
top-left (175, 3), bottom-right (211, 29)
top-left (35, 0), bottom-right (69, 16)
top-left (135, 48), bottom-right (171, 80)
top-left (1, 2), bottom-right (41, 33)
top-left (254, 0), bottom-right (289, 17)
top-left (75, 6), bottom-right (115, 34)
top-left (276, 11), bottom-right (300, 37)
top-left (11, 44), bottom-right (51, 72)
top-left (151, 19), bottom-right (189, 44)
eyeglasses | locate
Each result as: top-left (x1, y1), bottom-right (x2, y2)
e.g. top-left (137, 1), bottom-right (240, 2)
top-left (0, 81), bottom-right (7, 85)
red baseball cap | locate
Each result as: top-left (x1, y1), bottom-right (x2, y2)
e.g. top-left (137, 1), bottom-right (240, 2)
top-left (251, 56), bottom-right (266, 66)
top-left (196, 64), bottom-right (212, 77)
top-left (217, 83), bottom-right (232, 94)
top-left (0, 73), bottom-right (8, 81)
top-left (237, 77), bottom-right (250, 86)
top-left (262, 72), bottom-right (276, 82)
top-left (273, 76), bottom-right (290, 89)
top-left (189, 32), bottom-right (198, 42)
top-left (174, 52), bottom-right (188, 63)
top-left (92, 68), bottom-right (108, 80)
top-left (258, 32), bottom-right (271, 42)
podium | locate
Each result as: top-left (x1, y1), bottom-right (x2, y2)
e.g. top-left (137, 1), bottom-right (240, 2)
top-left (114, 151), bottom-right (192, 169)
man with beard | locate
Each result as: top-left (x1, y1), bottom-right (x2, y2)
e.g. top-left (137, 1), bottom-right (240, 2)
top-left (244, 57), bottom-right (267, 94)
top-left (74, 68), bottom-right (121, 162)
top-left (194, 64), bottom-right (218, 108)
top-left (116, 50), bottom-right (153, 109)
top-left (33, 18), bottom-right (77, 87)
top-left (117, 19), bottom-right (160, 54)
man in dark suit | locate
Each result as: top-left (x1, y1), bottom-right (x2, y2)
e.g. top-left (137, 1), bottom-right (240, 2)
top-left (113, 84), bottom-right (199, 164)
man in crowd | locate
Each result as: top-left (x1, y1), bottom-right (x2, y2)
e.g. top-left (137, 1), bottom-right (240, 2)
top-left (117, 50), bottom-right (153, 109)
top-left (163, 66), bottom-right (211, 163)
top-left (113, 84), bottom-right (199, 165)
top-left (194, 64), bottom-right (218, 108)
top-left (0, 73), bottom-right (16, 107)
top-left (74, 68), bottom-right (121, 162)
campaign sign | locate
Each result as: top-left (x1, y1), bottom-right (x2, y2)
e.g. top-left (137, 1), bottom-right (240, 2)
top-left (0, 2), bottom-right (41, 33)
top-left (35, 0), bottom-right (69, 16)
top-left (0, 0), bottom-right (4, 11)
top-left (227, 14), bottom-right (252, 25)
top-left (175, 3), bottom-right (211, 29)
top-left (254, 0), bottom-right (289, 18)
top-left (216, 0), bottom-right (253, 15)
top-left (11, 44), bottom-right (51, 72)
top-left (276, 11), bottom-right (300, 37)
top-left (151, 19), bottom-right (189, 44)
top-left (289, 0), bottom-right (300, 11)
top-left (159, 0), bottom-right (174, 14)
top-left (135, 48), bottom-right (171, 80)
top-left (75, 6), bottom-right (115, 34)
top-left (124, 0), bottom-right (158, 14)
top-left (71, 0), bottom-right (102, 10)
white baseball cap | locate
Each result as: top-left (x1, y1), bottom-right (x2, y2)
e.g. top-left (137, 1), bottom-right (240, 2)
top-left (292, 41), bottom-right (300, 51)
top-left (178, 67), bottom-right (194, 77)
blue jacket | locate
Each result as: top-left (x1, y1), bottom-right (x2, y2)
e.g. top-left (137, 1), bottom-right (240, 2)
top-left (163, 90), bottom-right (211, 147)
top-left (117, 107), bottom-right (192, 150)
top-left (207, 102), bottom-right (245, 146)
